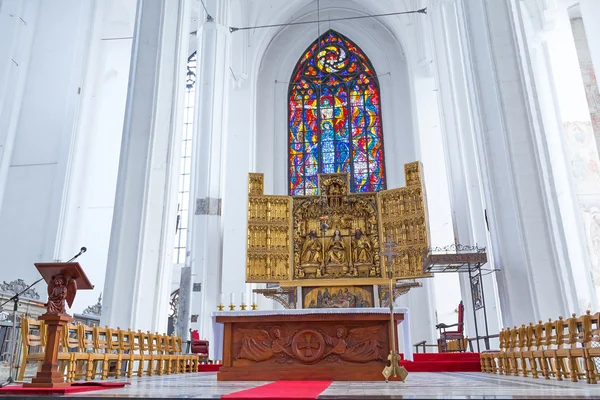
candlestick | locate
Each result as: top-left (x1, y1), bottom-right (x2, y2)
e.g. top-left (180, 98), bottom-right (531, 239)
top-left (241, 292), bottom-right (246, 306)
top-left (229, 293), bottom-right (235, 310)
top-left (251, 304), bottom-right (257, 310)
top-left (252, 292), bottom-right (257, 305)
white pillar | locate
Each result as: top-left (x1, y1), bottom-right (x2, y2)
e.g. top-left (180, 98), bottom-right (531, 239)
top-left (102, 0), bottom-right (190, 333)
top-left (52, 0), bottom-right (137, 314)
top-left (428, 0), bottom-right (502, 344)
top-left (455, 0), bottom-right (578, 326)
top-left (182, 1), bottom-right (231, 346)
top-left (541, 2), bottom-right (600, 310)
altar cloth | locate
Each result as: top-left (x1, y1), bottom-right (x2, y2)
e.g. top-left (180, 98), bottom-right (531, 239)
top-left (211, 307), bottom-right (413, 361)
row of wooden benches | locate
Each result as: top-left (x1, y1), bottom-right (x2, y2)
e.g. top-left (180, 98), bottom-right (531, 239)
top-left (480, 311), bottom-right (600, 384)
top-left (19, 316), bottom-right (202, 382)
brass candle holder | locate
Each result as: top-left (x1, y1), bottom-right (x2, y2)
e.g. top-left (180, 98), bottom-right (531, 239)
top-left (217, 304), bottom-right (224, 311)
top-left (240, 304), bottom-right (247, 311)
top-left (229, 304), bottom-right (235, 311)
top-left (251, 303), bottom-right (257, 310)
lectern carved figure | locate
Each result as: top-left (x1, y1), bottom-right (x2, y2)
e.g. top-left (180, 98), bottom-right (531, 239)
top-left (23, 262), bottom-right (93, 388)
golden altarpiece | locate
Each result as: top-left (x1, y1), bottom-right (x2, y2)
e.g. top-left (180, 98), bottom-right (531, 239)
top-left (246, 162), bottom-right (431, 309)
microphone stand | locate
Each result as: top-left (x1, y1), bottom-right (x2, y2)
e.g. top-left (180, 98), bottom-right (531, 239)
top-left (0, 246), bottom-right (86, 387)
top-left (0, 277), bottom-right (44, 387)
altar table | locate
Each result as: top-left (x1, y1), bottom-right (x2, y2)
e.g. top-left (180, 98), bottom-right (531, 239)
top-left (211, 308), bottom-right (412, 381)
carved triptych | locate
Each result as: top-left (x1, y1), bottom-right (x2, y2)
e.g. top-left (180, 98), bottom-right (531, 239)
top-left (245, 162), bottom-right (431, 290)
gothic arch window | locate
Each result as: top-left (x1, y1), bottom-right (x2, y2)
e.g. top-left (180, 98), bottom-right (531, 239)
top-left (288, 30), bottom-right (386, 195)
top-left (173, 51), bottom-right (196, 264)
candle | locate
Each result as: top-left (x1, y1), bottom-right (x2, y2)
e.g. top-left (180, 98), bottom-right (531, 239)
top-left (252, 293), bottom-right (257, 305)
top-left (241, 292), bottom-right (246, 305)
top-left (230, 293), bottom-right (235, 305)
top-left (220, 293), bottom-right (224, 305)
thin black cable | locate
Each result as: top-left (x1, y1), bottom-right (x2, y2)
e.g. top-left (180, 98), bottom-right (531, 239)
top-left (199, 0), bottom-right (213, 21)
top-left (230, 8), bottom-right (427, 33)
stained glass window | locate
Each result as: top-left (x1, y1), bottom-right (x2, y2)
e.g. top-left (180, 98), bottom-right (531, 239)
top-left (288, 30), bottom-right (386, 195)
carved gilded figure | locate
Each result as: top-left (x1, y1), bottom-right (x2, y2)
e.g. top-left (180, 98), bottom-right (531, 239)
top-left (300, 231), bottom-right (323, 266)
top-left (352, 228), bottom-right (372, 264)
top-left (326, 229), bottom-right (347, 265)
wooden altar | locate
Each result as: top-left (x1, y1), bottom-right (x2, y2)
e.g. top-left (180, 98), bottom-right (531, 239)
top-left (215, 309), bottom-right (408, 381)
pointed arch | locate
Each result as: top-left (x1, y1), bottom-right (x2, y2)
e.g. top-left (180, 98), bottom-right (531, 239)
top-left (288, 30), bottom-right (386, 195)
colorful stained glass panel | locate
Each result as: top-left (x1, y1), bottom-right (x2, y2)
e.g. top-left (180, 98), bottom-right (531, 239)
top-left (288, 30), bottom-right (386, 194)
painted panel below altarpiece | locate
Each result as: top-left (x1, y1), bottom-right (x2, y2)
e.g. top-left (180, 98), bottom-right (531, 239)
top-left (303, 286), bottom-right (373, 309)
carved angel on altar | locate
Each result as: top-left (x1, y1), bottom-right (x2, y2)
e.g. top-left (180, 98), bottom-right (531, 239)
top-left (321, 326), bottom-right (383, 362)
top-left (237, 327), bottom-right (296, 362)
top-left (46, 274), bottom-right (76, 316)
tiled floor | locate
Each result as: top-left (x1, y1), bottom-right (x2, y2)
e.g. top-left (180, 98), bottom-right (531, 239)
top-left (0, 372), bottom-right (598, 399)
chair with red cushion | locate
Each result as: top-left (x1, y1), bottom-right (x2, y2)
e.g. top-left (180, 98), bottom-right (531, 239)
top-left (190, 329), bottom-right (209, 363)
top-left (436, 301), bottom-right (465, 352)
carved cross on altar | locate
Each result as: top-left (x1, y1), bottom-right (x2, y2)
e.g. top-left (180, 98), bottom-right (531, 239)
top-left (380, 235), bottom-right (399, 279)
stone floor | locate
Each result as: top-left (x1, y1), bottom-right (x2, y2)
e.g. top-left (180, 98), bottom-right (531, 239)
top-left (0, 371), bottom-right (595, 399)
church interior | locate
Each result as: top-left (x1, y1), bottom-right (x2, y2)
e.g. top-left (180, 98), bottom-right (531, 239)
top-left (0, 0), bottom-right (600, 398)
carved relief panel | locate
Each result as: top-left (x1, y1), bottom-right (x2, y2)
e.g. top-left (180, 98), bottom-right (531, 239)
top-left (292, 174), bottom-right (381, 281)
top-left (246, 174), bottom-right (292, 282)
top-left (232, 321), bottom-right (389, 366)
top-left (377, 162), bottom-right (431, 279)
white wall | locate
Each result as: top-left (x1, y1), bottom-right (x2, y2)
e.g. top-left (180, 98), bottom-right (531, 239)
top-left (0, 0), bottom-right (95, 305)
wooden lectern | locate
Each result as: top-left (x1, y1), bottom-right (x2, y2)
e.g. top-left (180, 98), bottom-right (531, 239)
top-left (23, 262), bottom-right (93, 388)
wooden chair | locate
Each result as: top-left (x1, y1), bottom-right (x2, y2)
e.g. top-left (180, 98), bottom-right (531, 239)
top-left (584, 311), bottom-right (600, 384)
top-left (190, 329), bottom-right (209, 363)
top-left (518, 323), bottom-right (537, 377)
top-left (17, 317), bottom-right (46, 381)
top-left (565, 312), bottom-right (591, 383)
top-left (70, 323), bottom-right (96, 381)
top-left (506, 326), bottom-right (520, 376)
top-left (62, 322), bottom-right (85, 382)
top-left (124, 329), bottom-right (144, 378)
top-left (175, 336), bottom-right (198, 372)
top-left (543, 317), bottom-right (566, 380)
top-left (436, 301), bottom-right (465, 353)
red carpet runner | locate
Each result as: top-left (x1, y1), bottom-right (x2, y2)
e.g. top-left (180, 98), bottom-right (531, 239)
top-left (0, 381), bottom-right (129, 395)
top-left (222, 381), bottom-right (333, 400)
top-left (400, 352), bottom-right (481, 372)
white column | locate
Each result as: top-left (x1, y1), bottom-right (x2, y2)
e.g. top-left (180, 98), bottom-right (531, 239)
top-left (456, 0), bottom-right (576, 326)
top-left (181, 0), bottom-right (231, 346)
top-left (540, 2), bottom-right (600, 310)
top-left (52, 0), bottom-right (137, 313)
top-left (428, 0), bottom-right (502, 344)
top-left (102, 0), bottom-right (190, 333)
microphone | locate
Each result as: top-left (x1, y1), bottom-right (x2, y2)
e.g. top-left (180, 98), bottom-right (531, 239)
top-left (66, 247), bottom-right (88, 263)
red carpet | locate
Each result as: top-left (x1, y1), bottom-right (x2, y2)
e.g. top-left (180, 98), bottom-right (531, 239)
top-left (222, 381), bottom-right (333, 400)
top-left (400, 352), bottom-right (481, 372)
top-left (198, 363), bottom-right (222, 372)
top-left (0, 381), bottom-right (129, 395)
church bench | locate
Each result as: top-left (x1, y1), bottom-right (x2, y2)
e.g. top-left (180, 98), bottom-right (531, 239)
top-left (17, 315), bottom-right (200, 383)
top-left (481, 311), bottom-right (598, 384)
